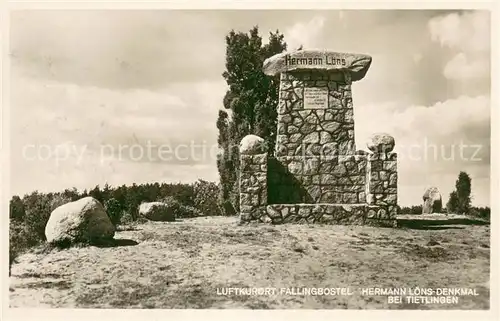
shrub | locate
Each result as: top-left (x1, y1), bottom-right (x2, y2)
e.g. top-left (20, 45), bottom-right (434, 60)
top-left (22, 191), bottom-right (53, 245)
top-left (10, 195), bottom-right (25, 222)
top-left (104, 198), bottom-right (123, 226)
top-left (157, 196), bottom-right (203, 219)
top-left (219, 199), bottom-right (237, 216)
top-left (10, 193), bottom-right (71, 273)
top-left (160, 196), bottom-right (182, 216)
top-left (399, 205), bottom-right (423, 215)
top-left (193, 179), bottom-right (222, 216)
top-left (177, 205), bottom-right (203, 218)
top-left (120, 211), bottom-right (135, 225)
top-left (49, 193), bottom-right (73, 211)
top-left (9, 222), bottom-right (30, 274)
top-left (469, 207), bottom-right (490, 221)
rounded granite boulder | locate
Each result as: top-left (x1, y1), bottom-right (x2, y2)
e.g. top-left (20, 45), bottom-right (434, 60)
top-left (139, 202), bottom-right (175, 222)
top-left (45, 197), bottom-right (115, 245)
top-left (367, 133), bottom-right (395, 153)
top-left (239, 135), bottom-right (267, 155)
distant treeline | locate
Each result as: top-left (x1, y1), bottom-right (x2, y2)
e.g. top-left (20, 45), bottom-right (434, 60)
top-left (398, 205), bottom-right (490, 221)
top-left (10, 179), bottom-right (223, 224)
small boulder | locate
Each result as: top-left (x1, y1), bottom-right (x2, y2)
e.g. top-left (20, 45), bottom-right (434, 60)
top-left (45, 197), bottom-right (115, 244)
top-left (367, 133), bottom-right (395, 153)
top-left (139, 202), bottom-right (175, 222)
top-left (239, 135), bottom-right (267, 155)
top-left (422, 187), bottom-right (442, 214)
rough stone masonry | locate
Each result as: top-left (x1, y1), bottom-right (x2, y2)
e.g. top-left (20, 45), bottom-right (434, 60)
top-left (239, 49), bottom-right (398, 226)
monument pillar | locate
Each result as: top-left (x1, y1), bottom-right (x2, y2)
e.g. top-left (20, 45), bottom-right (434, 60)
top-left (263, 50), bottom-right (371, 157)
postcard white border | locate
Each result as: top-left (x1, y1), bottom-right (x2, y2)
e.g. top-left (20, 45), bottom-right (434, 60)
top-left (1, 1), bottom-right (498, 321)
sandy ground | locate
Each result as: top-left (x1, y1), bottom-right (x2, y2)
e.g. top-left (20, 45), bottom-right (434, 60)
top-left (9, 216), bottom-right (490, 309)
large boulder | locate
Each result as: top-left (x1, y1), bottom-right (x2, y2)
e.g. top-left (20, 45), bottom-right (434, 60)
top-left (45, 197), bottom-right (115, 244)
top-left (367, 133), bottom-right (395, 154)
top-left (422, 187), bottom-right (442, 214)
top-left (139, 202), bottom-right (175, 222)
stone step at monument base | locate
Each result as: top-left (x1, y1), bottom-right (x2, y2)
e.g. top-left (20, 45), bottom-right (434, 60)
top-left (395, 214), bottom-right (490, 227)
top-left (263, 203), bottom-right (395, 225)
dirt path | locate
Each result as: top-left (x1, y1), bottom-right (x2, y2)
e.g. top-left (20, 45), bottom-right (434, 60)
top-left (9, 217), bottom-right (490, 309)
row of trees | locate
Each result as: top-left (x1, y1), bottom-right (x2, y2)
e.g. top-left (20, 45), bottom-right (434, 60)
top-left (10, 180), bottom-right (222, 224)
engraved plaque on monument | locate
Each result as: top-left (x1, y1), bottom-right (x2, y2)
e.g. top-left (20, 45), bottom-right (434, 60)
top-left (303, 86), bottom-right (328, 109)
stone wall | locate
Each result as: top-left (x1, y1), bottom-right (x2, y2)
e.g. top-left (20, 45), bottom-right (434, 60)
top-left (239, 152), bottom-right (268, 222)
top-left (266, 204), bottom-right (366, 225)
top-left (268, 154), bottom-right (367, 204)
top-left (238, 147), bottom-right (399, 226)
top-left (275, 71), bottom-right (355, 157)
top-left (366, 152), bottom-right (398, 220)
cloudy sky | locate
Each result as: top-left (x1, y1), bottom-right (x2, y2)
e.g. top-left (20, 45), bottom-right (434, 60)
top-left (9, 9), bottom-right (491, 206)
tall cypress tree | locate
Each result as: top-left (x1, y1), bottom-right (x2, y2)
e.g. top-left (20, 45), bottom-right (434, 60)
top-left (456, 171), bottom-right (472, 214)
top-left (446, 191), bottom-right (459, 214)
top-left (216, 27), bottom-right (287, 215)
top-left (446, 171), bottom-right (472, 214)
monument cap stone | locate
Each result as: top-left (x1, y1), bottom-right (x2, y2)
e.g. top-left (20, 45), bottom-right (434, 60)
top-left (239, 135), bottom-right (267, 155)
top-left (262, 49), bottom-right (372, 81)
top-left (367, 133), bottom-right (395, 153)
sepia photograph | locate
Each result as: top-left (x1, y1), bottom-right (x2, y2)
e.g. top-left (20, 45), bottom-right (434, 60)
top-left (4, 8), bottom-right (494, 312)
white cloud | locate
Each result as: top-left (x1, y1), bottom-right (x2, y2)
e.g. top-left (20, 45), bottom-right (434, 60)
top-left (429, 13), bottom-right (462, 49)
top-left (10, 74), bottom-right (226, 196)
top-left (285, 15), bottom-right (326, 50)
top-left (356, 95), bottom-right (490, 153)
top-left (10, 11), bottom-right (226, 88)
top-left (12, 144), bottom-right (219, 196)
top-left (443, 52), bottom-right (490, 80)
top-left (11, 73), bottom-right (225, 144)
top-left (428, 11), bottom-right (490, 53)
top-left (428, 11), bottom-right (490, 81)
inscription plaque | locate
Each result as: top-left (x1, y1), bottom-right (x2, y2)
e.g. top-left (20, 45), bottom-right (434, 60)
top-left (304, 87), bottom-right (328, 109)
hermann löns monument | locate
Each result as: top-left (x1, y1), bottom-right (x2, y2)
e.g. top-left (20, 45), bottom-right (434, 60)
top-left (238, 49), bottom-right (398, 226)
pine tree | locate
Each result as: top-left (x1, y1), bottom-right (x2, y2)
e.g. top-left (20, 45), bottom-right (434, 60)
top-left (104, 198), bottom-right (122, 226)
top-left (89, 185), bottom-right (104, 204)
top-left (216, 27), bottom-right (287, 215)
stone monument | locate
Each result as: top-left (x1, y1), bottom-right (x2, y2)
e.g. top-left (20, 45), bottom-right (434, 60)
top-left (239, 49), bottom-right (398, 226)
top-left (422, 187), bottom-right (442, 214)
